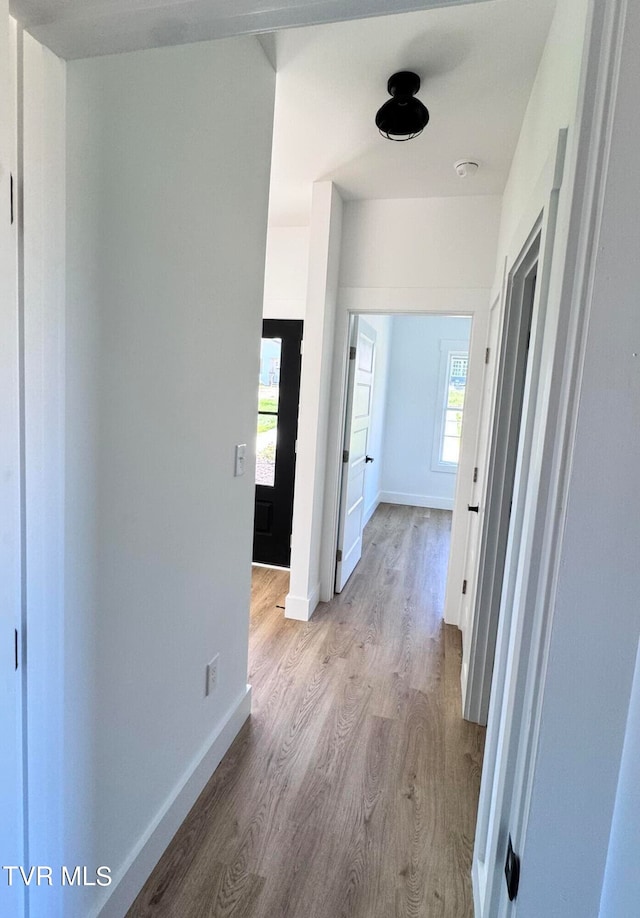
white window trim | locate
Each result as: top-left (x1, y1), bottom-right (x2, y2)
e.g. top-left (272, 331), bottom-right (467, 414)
top-left (431, 339), bottom-right (469, 474)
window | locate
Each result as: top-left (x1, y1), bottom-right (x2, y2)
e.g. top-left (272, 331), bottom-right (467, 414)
top-left (256, 337), bottom-right (281, 487)
top-left (433, 342), bottom-right (469, 470)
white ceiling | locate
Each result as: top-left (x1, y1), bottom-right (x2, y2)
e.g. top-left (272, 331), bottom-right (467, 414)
top-left (268, 0), bottom-right (555, 225)
top-left (12, 0), bottom-right (483, 60)
top-left (13, 0), bottom-right (555, 227)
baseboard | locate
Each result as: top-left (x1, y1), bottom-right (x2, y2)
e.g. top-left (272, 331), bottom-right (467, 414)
top-left (379, 491), bottom-right (454, 511)
top-left (285, 583), bottom-right (320, 621)
top-left (362, 493), bottom-right (381, 527)
top-left (252, 561), bottom-right (290, 571)
top-left (93, 685), bottom-right (252, 918)
top-left (472, 855), bottom-right (487, 918)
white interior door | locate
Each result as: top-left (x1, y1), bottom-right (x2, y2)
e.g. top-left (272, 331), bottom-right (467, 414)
top-left (0, 8), bottom-right (25, 918)
top-left (335, 317), bottom-right (376, 592)
top-left (459, 296), bottom-right (503, 701)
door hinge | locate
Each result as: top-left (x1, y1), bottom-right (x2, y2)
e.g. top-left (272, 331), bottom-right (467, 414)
top-left (14, 628), bottom-right (19, 670)
top-left (462, 579), bottom-right (468, 595)
top-left (300, 340), bottom-right (304, 356)
top-left (10, 173), bottom-right (14, 225)
top-left (485, 347), bottom-right (490, 364)
top-left (349, 346), bottom-right (356, 360)
top-left (342, 449), bottom-right (349, 463)
top-left (473, 466), bottom-right (478, 483)
top-left (336, 548), bottom-right (343, 562)
top-left (294, 439), bottom-right (298, 454)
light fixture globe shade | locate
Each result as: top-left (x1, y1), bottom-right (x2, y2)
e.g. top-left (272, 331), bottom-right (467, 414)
top-left (375, 71), bottom-right (429, 141)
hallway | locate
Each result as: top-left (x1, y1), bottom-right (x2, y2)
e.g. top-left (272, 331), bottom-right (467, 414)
top-left (129, 504), bottom-right (485, 917)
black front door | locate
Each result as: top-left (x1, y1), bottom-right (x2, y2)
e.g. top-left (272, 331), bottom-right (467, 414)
top-left (253, 319), bottom-right (303, 567)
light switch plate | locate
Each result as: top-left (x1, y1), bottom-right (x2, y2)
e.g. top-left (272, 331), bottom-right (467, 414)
top-left (234, 443), bottom-right (246, 477)
top-left (205, 654), bottom-right (219, 696)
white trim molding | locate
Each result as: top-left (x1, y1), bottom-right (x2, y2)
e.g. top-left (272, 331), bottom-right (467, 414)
top-left (285, 583), bottom-right (320, 621)
top-left (362, 493), bottom-right (381, 527)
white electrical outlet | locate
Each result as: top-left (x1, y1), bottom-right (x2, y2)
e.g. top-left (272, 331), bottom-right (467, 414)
top-left (205, 654), bottom-right (219, 696)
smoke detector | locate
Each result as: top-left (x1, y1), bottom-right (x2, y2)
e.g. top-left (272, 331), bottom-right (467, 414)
top-left (454, 159), bottom-right (479, 178)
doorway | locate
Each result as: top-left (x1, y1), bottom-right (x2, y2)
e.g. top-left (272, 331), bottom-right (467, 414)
top-left (334, 313), bottom-right (473, 594)
top-left (253, 319), bottom-right (303, 568)
top-left (463, 233), bottom-right (540, 725)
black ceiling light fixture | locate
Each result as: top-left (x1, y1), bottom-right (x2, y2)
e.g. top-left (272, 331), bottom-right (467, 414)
top-left (375, 71), bottom-right (429, 141)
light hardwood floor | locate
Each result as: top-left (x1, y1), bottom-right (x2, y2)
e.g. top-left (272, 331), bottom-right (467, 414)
top-left (128, 504), bottom-right (485, 918)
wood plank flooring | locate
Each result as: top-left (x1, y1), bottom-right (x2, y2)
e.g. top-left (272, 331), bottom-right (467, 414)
top-left (128, 504), bottom-right (485, 918)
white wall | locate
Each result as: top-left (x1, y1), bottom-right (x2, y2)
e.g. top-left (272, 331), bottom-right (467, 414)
top-left (340, 196), bottom-right (501, 290)
top-left (493, 0), bottom-right (590, 270)
top-left (381, 315), bottom-right (472, 511)
top-left (262, 225), bottom-right (309, 320)
top-left (61, 36), bottom-right (274, 918)
top-left (286, 182), bottom-right (342, 620)
top-left (359, 314), bottom-right (391, 525)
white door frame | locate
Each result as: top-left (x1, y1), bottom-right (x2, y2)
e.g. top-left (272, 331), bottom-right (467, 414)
top-left (320, 300), bottom-right (487, 609)
top-left (472, 0), bottom-right (628, 910)
top-left (472, 127), bottom-right (567, 908)
top-left (462, 185), bottom-right (557, 728)
top-left (0, 9), bottom-right (25, 918)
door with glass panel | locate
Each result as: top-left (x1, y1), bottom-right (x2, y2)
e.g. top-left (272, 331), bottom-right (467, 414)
top-left (253, 320), bottom-right (303, 567)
